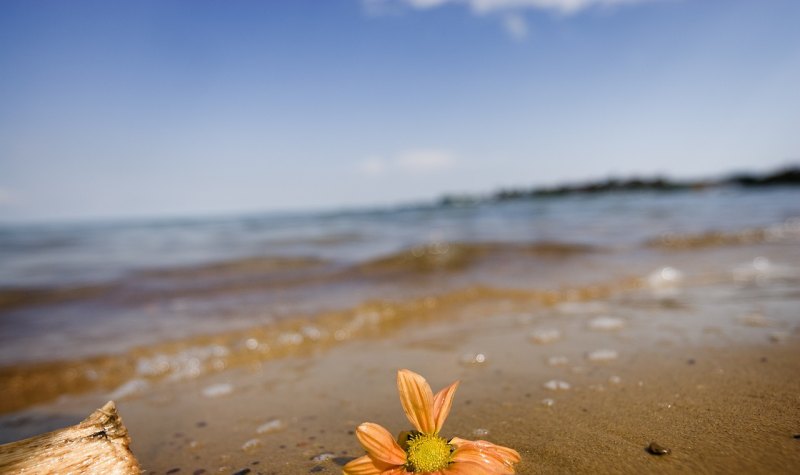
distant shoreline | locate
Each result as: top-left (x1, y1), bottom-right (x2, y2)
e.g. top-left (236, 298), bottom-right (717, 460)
top-left (2, 165), bottom-right (798, 227)
top-left (438, 165), bottom-right (800, 206)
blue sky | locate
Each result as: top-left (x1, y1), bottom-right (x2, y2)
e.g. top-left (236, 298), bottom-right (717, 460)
top-left (1, 0), bottom-right (799, 222)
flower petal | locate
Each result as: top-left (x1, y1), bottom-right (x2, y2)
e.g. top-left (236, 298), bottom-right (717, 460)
top-left (397, 369), bottom-right (435, 434)
top-left (380, 468), bottom-right (413, 475)
top-left (450, 438), bottom-right (520, 463)
top-left (432, 380), bottom-right (459, 433)
top-left (441, 461), bottom-right (497, 475)
top-left (453, 448), bottom-right (513, 473)
top-left (356, 423), bottom-right (407, 466)
top-left (343, 455), bottom-right (388, 475)
top-left (450, 439), bottom-right (520, 474)
top-left (467, 440), bottom-right (521, 465)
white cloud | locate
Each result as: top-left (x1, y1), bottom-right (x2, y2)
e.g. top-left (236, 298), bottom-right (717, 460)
top-left (372, 0), bottom-right (657, 16)
top-left (407, 0), bottom-right (452, 8)
top-left (503, 13), bottom-right (528, 40)
top-left (356, 149), bottom-right (456, 176)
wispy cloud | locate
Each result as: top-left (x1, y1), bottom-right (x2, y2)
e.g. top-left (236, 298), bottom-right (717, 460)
top-left (381, 0), bottom-right (658, 15)
top-left (366, 0), bottom-right (657, 39)
top-left (503, 12), bottom-right (529, 40)
top-left (357, 149), bottom-right (456, 176)
top-left (362, 0), bottom-right (657, 17)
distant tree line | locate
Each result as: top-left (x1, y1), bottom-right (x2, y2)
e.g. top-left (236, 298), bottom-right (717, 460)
top-left (439, 165), bottom-right (800, 206)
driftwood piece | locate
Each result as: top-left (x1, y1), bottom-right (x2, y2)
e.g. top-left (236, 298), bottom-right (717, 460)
top-left (0, 401), bottom-right (141, 474)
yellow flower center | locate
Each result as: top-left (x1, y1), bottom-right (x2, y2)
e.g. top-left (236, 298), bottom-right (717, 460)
top-left (405, 433), bottom-right (452, 472)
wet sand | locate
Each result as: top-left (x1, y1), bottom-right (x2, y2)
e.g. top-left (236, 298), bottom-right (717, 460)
top-left (3, 269), bottom-right (799, 474)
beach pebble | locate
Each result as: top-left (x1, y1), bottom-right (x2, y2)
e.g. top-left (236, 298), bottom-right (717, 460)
top-left (541, 398), bottom-right (555, 407)
top-left (460, 352), bottom-right (488, 365)
top-left (588, 316), bottom-right (625, 331)
top-left (529, 329), bottom-right (562, 344)
top-left (543, 380), bottom-right (571, 391)
top-left (587, 349), bottom-right (619, 362)
top-left (202, 383), bottom-right (233, 398)
top-left (547, 356), bottom-right (569, 366)
top-left (646, 441), bottom-right (671, 455)
top-left (311, 452), bottom-right (335, 462)
top-left (256, 419), bottom-right (285, 434)
top-left (241, 438), bottom-right (262, 453)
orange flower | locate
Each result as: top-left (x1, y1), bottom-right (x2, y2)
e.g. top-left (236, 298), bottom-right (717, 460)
top-left (343, 369), bottom-right (521, 474)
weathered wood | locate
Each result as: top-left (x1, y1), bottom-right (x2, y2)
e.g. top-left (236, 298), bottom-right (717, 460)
top-left (0, 401), bottom-right (141, 474)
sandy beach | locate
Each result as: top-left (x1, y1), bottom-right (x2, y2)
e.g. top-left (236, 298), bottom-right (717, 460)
top-left (2, 221), bottom-right (800, 473)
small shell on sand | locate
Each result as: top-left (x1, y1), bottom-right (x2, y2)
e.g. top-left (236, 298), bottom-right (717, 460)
top-left (311, 452), bottom-right (336, 462)
top-left (541, 398), bottom-right (555, 407)
top-left (460, 352), bottom-right (487, 365)
top-left (241, 438), bottom-right (262, 453)
top-left (202, 383), bottom-right (233, 398)
top-left (587, 349), bottom-right (619, 362)
top-left (529, 329), bottom-right (562, 344)
top-left (543, 379), bottom-right (571, 391)
top-left (588, 316), bottom-right (625, 331)
top-left (256, 419), bottom-right (285, 434)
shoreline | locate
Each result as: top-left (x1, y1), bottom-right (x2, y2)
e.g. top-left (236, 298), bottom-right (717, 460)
top-left (1, 205), bottom-right (799, 473)
top-left (2, 275), bottom-right (799, 473)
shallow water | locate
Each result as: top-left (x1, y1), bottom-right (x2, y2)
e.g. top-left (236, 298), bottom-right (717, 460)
top-left (1, 187), bottom-right (800, 426)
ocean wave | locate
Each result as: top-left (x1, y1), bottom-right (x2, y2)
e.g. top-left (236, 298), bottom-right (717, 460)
top-left (353, 241), bottom-right (597, 275)
top-left (0, 275), bottom-right (637, 415)
top-left (647, 219), bottom-right (800, 249)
